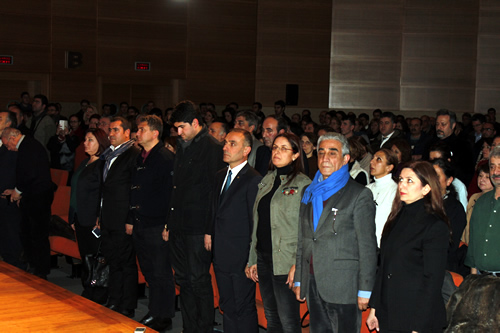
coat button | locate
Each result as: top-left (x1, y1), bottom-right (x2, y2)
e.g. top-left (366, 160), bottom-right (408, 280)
top-left (387, 274), bottom-right (392, 279)
top-left (313, 238), bottom-right (317, 242)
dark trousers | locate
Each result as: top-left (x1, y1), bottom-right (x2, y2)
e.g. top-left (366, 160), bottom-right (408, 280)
top-left (133, 222), bottom-right (175, 319)
top-left (307, 274), bottom-right (361, 333)
top-left (75, 220), bottom-right (108, 304)
top-left (101, 227), bottom-right (138, 310)
top-left (0, 199), bottom-right (25, 270)
top-left (169, 231), bottom-right (213, 333)
top-left (214, 263), bottom-right (258, 333)
top-left (20, 191), bottom-right (53, 276)
top-left (257, 251), bottom-right (301, 333)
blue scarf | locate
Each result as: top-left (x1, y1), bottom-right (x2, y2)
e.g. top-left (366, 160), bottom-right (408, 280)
top-left (301, 164), bottom-right (350, 231)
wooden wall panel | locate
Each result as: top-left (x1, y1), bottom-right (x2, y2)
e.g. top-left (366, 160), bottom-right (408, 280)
top-left (475, 1), bottom-right (500, 112)
top-left (330, 0), bottom-right (403, 110)
top-left (255, 0), bottom-right (332, 108)
top-left (401, 1), bottom-right (478, 113)
top-left (185, 0), bottom-right (258, 105)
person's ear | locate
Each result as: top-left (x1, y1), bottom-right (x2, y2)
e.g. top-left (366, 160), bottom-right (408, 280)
top-left (386, 164), bottom-right (394, 173)
top-left (422, 184), bottom-right (431, 196)
top-left (292, 152), bottom-right (300, 162)
top-left (446, 176), bottom-right (454, 187)
top-left (343, 154), bottom-right (350, 165)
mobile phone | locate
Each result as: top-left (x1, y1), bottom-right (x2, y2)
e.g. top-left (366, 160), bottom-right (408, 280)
top-left (134, 328), bottom-right (146, 333)
top-left (59, 120), bottom-right (69, 130)
top-left (92, 227), bottom-right (101, 238)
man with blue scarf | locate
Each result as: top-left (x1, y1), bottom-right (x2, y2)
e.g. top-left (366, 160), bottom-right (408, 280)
top-left (294, 132), bottom-right (377, 332)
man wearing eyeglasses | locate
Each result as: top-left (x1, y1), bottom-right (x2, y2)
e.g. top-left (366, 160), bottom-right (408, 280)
top-left (482, 122), bottom-right (497, 139)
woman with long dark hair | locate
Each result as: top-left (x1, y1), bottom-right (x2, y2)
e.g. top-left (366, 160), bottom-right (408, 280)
top-left (69, 128), bottom-right (110, 304)
top-left (246, 133), bottom-right (311, 332)
top-left (367, 161), bottom-right (450, 333)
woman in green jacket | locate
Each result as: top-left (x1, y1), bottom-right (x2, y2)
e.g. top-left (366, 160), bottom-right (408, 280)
top-left (246, 133), bottom-right (311, 333)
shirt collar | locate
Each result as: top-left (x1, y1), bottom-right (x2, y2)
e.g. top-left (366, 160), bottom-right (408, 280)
top-left (227, 160), bottom-right (248, 178)
top-left (16, 135), bottom-right (25, 149)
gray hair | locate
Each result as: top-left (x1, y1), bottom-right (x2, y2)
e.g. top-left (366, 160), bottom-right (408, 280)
top-left (317, 132), bottom-right (350, 156)
top-left (1, 127), bottom-right (21, 139)
top-left (491, 146), bottom-right (500, 160)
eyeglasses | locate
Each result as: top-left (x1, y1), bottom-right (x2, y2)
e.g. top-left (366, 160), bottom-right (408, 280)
top-left (301, 141), bottom-right (312, 146)
top-left (272, 145), bottom-right (294, 153)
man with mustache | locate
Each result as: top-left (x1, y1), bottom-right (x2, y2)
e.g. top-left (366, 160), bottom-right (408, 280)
top-left (434, 109), bottom-right (474, 186)
top-left (465, 145), bottom-right (500, 276)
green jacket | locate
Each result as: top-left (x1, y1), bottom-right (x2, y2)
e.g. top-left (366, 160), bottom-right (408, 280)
top-left (248, 170), bottom-right (311, 275)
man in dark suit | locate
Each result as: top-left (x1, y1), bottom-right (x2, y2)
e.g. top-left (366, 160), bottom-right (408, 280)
top-left (130, 115), bottom-right (176, 331)
top-left (0, 112), bottom-right (25, 270)
top-left (295, 132), bottom-right (377, 332)
top-left (1, 127), bottom-right (54, 279)
top-left (100, 117), bottom-right (141, 318)
top-left (205, 128), bottom-right (262, 333)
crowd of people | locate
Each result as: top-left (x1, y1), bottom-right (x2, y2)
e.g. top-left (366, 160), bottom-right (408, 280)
top-left (0, 92), bottom-right (499, 333)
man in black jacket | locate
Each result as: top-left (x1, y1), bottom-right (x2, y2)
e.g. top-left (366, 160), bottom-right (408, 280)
top-left (164, 101), bottom-right (224, 333)
top-left (130, 115), bottom-right (176, 331)
top-left (100, 117), bottom-right (141, 318)
top-left (1, 127), bottom-right (54, 279)
top-left (0, 113), bottom-right (25, 270)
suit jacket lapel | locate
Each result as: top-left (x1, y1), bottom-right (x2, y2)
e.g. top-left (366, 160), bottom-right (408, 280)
top-left (220, 164), bottom-right (249, 207)
top-left (314, 186), bottom-right (346, 235)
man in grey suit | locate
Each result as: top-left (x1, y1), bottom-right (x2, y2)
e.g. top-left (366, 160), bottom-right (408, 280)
top-left (294, 132), bottom-right (377, 332)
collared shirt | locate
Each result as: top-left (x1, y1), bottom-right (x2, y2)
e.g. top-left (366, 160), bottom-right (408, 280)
top-left (108, 142), bottom-right (124, 169)
top-left (380, 131), bottom-right (395, 148)
top-left (220, 160), bottom-right (247, 194)
top-left (16, 135), bottom-right (25, 149)
top-left (465, 190), bottom-right (500, 271)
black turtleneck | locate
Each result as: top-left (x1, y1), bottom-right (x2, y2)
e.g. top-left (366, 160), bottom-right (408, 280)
top-left (256, 165), bottom-right (291, 254)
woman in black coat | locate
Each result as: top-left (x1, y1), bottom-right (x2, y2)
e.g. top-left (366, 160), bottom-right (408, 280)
top-left (69, 128), bottom-right (110, 304)
top-left (367, 161), bottom-right (450, 333)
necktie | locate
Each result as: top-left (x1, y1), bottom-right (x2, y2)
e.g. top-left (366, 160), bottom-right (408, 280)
top-left (223, 170), bottom-right (232, 193)
top-left (220, 170), bottom-right (232, 202)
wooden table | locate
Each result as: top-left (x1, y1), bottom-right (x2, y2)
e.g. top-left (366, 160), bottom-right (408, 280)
top-left (0, 261), bottom-right (157, 332)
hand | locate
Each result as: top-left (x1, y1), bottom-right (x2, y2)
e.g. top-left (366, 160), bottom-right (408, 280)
top-left (2, 189), bottom-right (21, 202)
top-left (471, 267), bottom-right (478, 275)
top-left (248, 264), bottom-right (258, 282)
top-left (244, 265), bottom-right (252, 279)
top-left (366, 308), bottom-right (379, 331)
top-left (358, 296), bottom-right (369, 311)
top-left (204, 234), bottom-right (212, 251)
top-left (162, 228), bottom-right (169, 242)
top-left (294, 286), bottom-right (305, 302)
top-left (286, 265), bottom-right (295, 289)
top-left (125, 224), bottom-right (133, 235)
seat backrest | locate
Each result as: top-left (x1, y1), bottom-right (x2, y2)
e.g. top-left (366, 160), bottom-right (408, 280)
top-left (51, 185), bottom-right (71, 219)
top-left (50, 168), bottom-right (69, 187)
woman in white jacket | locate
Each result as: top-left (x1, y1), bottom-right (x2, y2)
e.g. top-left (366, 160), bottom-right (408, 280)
top-left (366, 148), bottom-right (398, 246)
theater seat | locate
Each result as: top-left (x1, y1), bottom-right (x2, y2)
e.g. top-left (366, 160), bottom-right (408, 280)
top-left (449, 271), bottom-right (464, 287)
top-left (50, 168), bottom-right (69, 187)
top-left (51, 185), bottom-right (71, 222)
top-left (49, 235), bottom-right (81, 260)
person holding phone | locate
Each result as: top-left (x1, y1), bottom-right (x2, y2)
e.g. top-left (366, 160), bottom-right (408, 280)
top-left (69, 128), bottom-right (110, 304)
top-left (47, 119), bottom-right (80, 173)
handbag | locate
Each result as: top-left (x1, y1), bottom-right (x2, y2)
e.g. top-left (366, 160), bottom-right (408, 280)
top-left (83, 242), bottom-right (109, 288)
